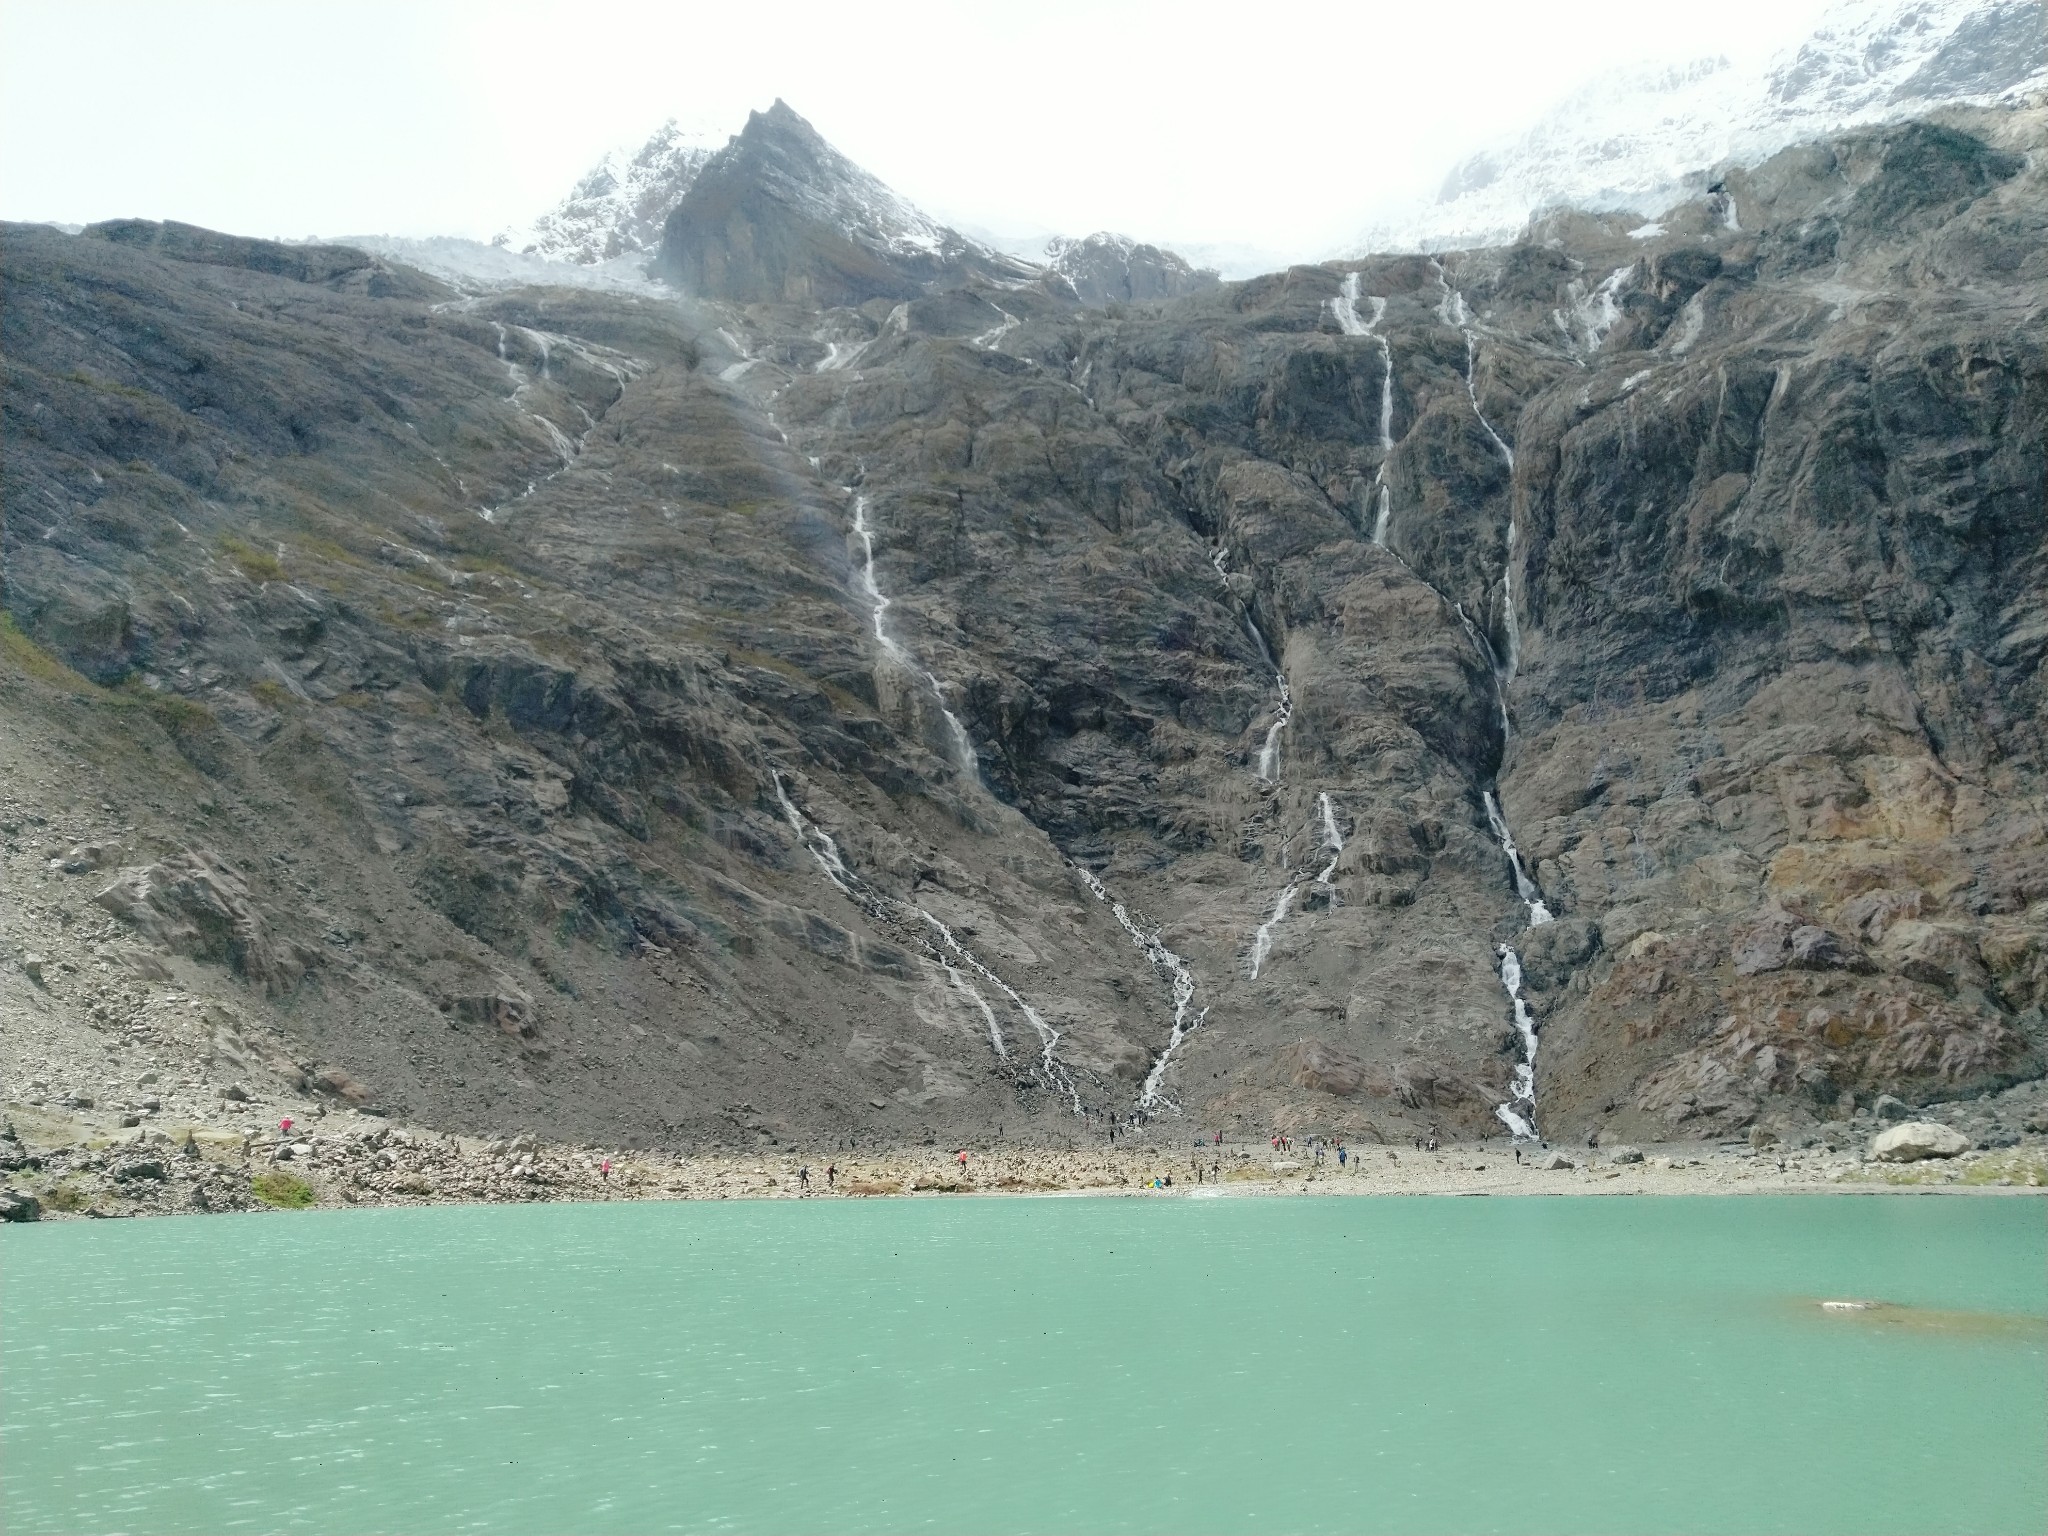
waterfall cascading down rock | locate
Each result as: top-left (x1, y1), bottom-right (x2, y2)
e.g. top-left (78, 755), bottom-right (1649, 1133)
top-left (1483, 791), bottom-right (1554, 928)
top-left (1433, 264), bottom-right (1517, 474)
top-left (1256, 673), bottom-right (1292, 784)
top-left (1427, 268), bottom-right (1560, 1138)
top-left (772, 773), bottom-right (863, 899)
top-left (971, 308), bottom-right (1020, 349)
top-left (1077, 867), bottom-right (1203, 1114)
top-left (940, 953), bottom-right (1007, 1059)
top-left (916, 909), bottom-right (1081, 1112)
top-left (772, 773), bottom-right (1083, 1112)
top-left (910, 909), bottom-right (1007, 1061)
top-left (1246, 793), bottom-right (1347, 979)
top-left (1467, 589), bottom-right (1552, 1141)
top-left (846, 491), bottom-right (978, 778)
top-left (1248, 881), bottom-right (1299, 979)
top-left (479, 320), bottom-right (634, 520)
top-left (1214, 541), bottom-right (1293, 786)
top-left (1316, 792), bottom-right (1346, 885)
top-left (1495, 945), bottom-right (1541, 1138)
top-left (1328, 272), bottom-right (1396, 544)
top-left (1552, 265), bottom-right (1632, 360)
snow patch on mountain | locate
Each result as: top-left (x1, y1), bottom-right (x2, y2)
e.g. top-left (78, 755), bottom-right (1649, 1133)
top-left (339, 234), bottom-right (670, 295)
top-left (502, 118), bottom-right (733, 265)
top-left (1350, 0), bottom-right (2046, 254)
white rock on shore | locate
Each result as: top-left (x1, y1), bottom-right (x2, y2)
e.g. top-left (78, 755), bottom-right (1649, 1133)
top-left (1871, 1122), bottom-right (1972, 1162)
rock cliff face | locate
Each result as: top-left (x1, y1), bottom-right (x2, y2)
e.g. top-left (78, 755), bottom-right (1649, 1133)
top-left (4, 102), bottom-right (2043, 1153)
top-left (1047, 234), bottom-right (1220, 306)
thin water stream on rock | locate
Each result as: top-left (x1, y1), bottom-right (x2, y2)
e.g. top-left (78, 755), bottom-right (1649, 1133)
top-left (1315, 792), bottom-right (1346, 885)
top-left (1329, 271), bottom-right (1397, 544)
top-left (1077, 867), bottom-right (1202, 1113)
top-left (1423, 273), bottom-right (1564, 1136)
top-left (846, 491), bottom-right (978, 778)
top-left (773, 774), bottom-right (1080, 1112)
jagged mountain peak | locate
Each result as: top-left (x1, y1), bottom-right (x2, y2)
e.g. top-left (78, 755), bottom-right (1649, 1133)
top-left (653, 99), bottom-right (1035, 307)
top-left (719, 99), bottom-right (966, 262)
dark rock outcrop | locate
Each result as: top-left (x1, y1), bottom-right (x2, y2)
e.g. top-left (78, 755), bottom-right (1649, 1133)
top-left (1047, 233), bottom-right (1219, 306)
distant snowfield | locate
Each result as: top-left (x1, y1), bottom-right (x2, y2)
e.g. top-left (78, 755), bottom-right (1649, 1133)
top-left (1346, 0), bottom-right (2048, 254)
top-left (339, 235), bottom-right (668, 295)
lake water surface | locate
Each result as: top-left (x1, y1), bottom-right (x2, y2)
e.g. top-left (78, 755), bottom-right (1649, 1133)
top-left (4, 1194), bottom-right (2044, 1535)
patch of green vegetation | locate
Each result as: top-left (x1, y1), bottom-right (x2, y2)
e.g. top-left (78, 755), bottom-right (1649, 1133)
top-left (1861, 1150), bottom-right (2048, 1186)
top-left (0, 613), bottom-right (99, 693)
top-left (65, 368), bottom-right (155, 402)
top-left (1958, 1150), bottom-right (2048, 1187)
top-left (43, 1181), bottom-right (87, 1212)
top-left (291, 533), bottom-right (369, 570)
top-left (249, 678), bottom-right (295, 711)
top-left (218, 534), bottom-right (286, 584)
top-left (115, 682), bottom-right (218, 735)
top-left (375, 600), bottom-right (442, 631)
top-left (250, 1170), bottom-right (316, 1208)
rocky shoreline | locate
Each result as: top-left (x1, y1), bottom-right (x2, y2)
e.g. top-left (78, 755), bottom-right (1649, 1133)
top-left (5, 1102), bottom-right (2044, 1222)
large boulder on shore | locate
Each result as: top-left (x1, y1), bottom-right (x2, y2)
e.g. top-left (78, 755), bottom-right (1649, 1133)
top-left (1870, 1122), bottom-right (1971, 1162)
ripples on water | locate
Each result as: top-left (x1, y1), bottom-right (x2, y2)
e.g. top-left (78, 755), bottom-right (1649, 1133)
top-left (4, 1196), bottom-right (2044, 1534)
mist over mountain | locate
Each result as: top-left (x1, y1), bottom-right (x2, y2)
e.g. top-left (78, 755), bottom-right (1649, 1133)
top-left (1354, 0), bottom-right (2048, 252)
top-left (4, 0), bottom-right (2046, 1163)
top-left (452, 0), bottom-right (2047, 281)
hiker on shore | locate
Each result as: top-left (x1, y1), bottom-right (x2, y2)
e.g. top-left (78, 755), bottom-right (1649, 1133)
top-left (799, 1165), bottom-right (810, 1189)
top-left (826, 1163), bottom-right (837, 1188)
top-left (600, 1157), bottom-right (611, 1182)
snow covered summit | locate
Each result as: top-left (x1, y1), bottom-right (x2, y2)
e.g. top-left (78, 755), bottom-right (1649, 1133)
top-left (1351, 0), bottom-right (2046, 253)
top-left (501, 118), bottom-right (731, 265)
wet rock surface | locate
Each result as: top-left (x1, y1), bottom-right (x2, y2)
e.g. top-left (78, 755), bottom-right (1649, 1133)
top-left (4, 103), bottom-right (2046, 1159)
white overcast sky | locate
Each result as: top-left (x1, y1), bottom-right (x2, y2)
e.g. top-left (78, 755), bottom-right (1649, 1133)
top-left (3, 0), bottom-right (1839, 259)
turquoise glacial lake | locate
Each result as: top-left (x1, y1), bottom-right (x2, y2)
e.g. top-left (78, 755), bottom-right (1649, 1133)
top-left (4, 1195), bottom-right (2044, 1535)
